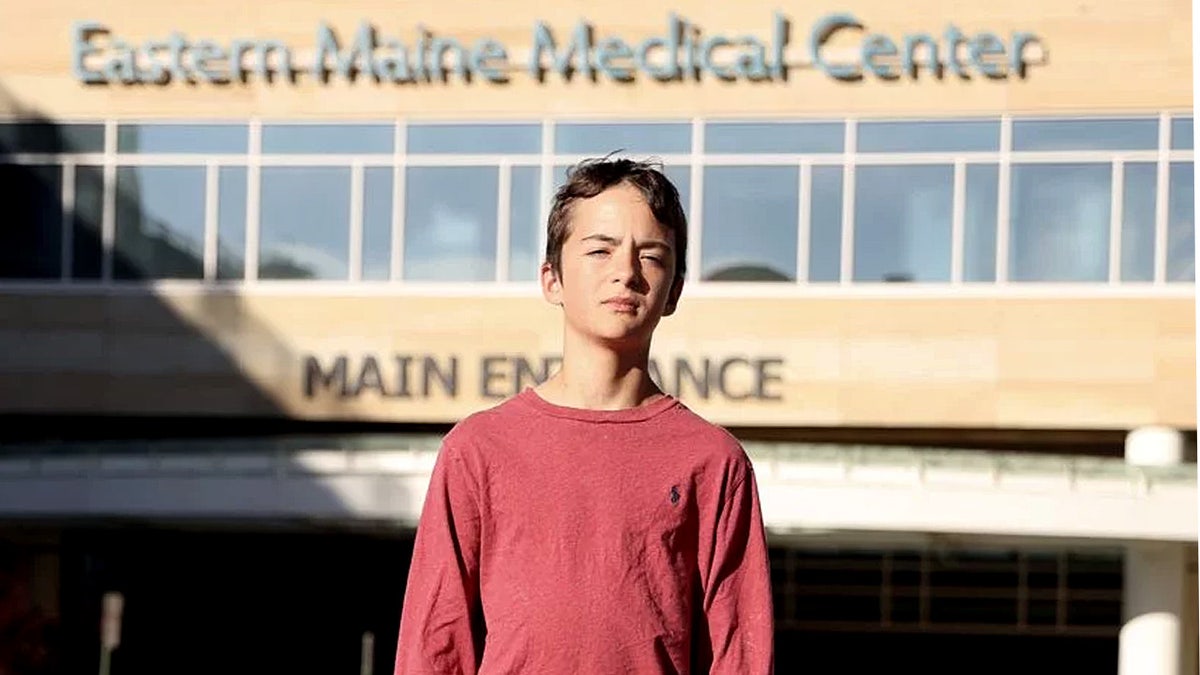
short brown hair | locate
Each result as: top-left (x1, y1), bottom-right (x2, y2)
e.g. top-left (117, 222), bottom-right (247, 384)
top-left (544, 157), bottom-right (688, 286)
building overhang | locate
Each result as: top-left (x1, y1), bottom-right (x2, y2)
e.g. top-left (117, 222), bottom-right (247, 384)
top-left (0, 436), bottom-right (1193, 545)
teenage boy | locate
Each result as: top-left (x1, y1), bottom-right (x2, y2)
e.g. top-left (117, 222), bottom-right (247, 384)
top-left (395, 158), bottom-right (774, 674)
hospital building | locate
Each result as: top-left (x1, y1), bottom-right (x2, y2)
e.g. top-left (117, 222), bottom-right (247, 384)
top-left (0, 0), bottom-right (1195, 672)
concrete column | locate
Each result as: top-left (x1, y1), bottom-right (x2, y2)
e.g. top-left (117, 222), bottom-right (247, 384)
top-left (1184, 553), bottom-right (1198, 675)
top-left (1120, 544), bottom-right (1186, 675)
top-left (1119, 426), bottom-right (1187, 675)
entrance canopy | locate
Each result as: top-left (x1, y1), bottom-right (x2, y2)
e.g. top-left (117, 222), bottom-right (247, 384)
top-left (0, 435), bottom-right (1193, 544)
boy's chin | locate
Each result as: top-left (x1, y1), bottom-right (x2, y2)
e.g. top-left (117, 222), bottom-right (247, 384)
top-left (576, 323), bottom-right (654, 349)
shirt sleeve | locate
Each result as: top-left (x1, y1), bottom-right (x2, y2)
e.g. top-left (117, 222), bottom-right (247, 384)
top-left (697, 463), bottom-right (775, 674)
top-left (394, 440), bottom-right (484, 675)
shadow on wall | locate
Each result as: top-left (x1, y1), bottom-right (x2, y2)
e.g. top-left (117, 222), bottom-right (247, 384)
top-left (0, 87), bottom-right (419, 674)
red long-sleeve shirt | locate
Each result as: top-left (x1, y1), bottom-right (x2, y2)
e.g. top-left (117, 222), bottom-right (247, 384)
top-left (395, 388), bottom-right (774, 674)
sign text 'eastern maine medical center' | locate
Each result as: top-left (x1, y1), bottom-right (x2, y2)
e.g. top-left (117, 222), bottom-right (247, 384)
top-left (72, 13), bottom-right (1043, 86)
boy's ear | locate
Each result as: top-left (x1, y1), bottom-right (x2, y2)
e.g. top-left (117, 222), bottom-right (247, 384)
top-left (662, 275), bottom-right (685, 316)
top-left (540, 261), bottom-right (563, 306)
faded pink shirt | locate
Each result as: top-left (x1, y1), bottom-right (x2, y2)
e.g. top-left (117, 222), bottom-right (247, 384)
top-left (395, 388), bottom-right (774, 674)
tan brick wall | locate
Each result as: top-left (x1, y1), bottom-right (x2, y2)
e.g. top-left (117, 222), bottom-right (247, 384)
top-left (0, 290), bottom-right (1191, 429)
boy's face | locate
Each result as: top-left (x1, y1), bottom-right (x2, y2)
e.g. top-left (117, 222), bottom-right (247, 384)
top-left (541, 182), bottom-right (683, 349)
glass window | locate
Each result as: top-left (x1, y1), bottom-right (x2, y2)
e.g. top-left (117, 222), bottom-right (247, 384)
top-left (555, 123), bottom-right (690, 155)
top-left (1012, 118), bottom-right (1158, 151)
top-left (0, 164), bottom-right (62, 279)
top-left (702, 166), bottom-right (798, 281)
top-left (808, 166), bottom-right (842, 282)
top-left (216, 167), bottom-right (247, 280)
top-left (1121, 163), bottom-right (1157, 282)
top-left (858, 120), bottom-right (1000, 153)
top-left (261, 124), bottom-right (393, 154)
top-left (0, 123), bottom-right (105, 154)
top-left (117, 124), bottom-right (248, 154)
top-left (964, 164), bottom-right (999, 282)
top-left (854, 165), bottom-right (953, 282)
top-left (509, 166), bottom-right (541, 281)
top-left (362, 167), bottom-right (393, 281)
top-left (1171, 117), bottom-right (1193, 150)
top-left (114, 166), bottom-right (206, 279)
top-left (705, 122), bottom-right (844, 154)
top-left (1009, 164), bottom-right (1111, 282)
top-left (259, 167), bottom-right (350, 280)
top-left (1168, 162), bottom-right (1194, 281)
top-left (72, 165), bottom-right (104, 279)
top-left (407, 124), bottom-right (541, 154)
top-left (404, 167), bottom-right (497, 281)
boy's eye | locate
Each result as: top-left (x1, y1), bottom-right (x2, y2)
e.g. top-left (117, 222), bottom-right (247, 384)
top-left (588, 249), bottom-right (609, 256)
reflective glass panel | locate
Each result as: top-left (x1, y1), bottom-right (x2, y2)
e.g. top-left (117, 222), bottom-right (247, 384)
top-left (854, 165), bottom-right (954, 282)
top-left (702, 166), bottom-right (798, 281)
top-left (216, 167), bottom-right (247, 280)
top-left (964, 164), bottom-right (999, 282)
top-left (408, 124), bottom-right (541, 154)
top-left (1009, 164), bottom-right (1110, 281)
top-left (0, 123), bottom-right (105, 154)
top-left (509, 166), bottom-right (541, 281)
top-left (858, 119), bottom-right (1000, 153)
top-left (71, 165), bottom-right (104, 279)
top-left (114, 166), bottom-right (206, 279)
top-left (261, 124), bottom-right (393, 154)
top-left (808, 166), bottom-right (842, 282)
top-left (117, 124), bottom-right (248, 154)
top-left (259, 167), bottom-right (351, 280)
top-left (1171, 117), bottom-right (1193, 150)
top-left (1012, 118), bottom-right (1158, 151)
top-left (1168, 162), bottom-right (1194, 281)
top-left (705, 122), bottom-right (844, 154)
top-left (362, 167), bottom-right (393, 281)
top-left (0, 164), bottom-right (62, 279)
top-left (1121, 163), bottom-right (1157, 282)
top-left (404, 167), bottom-right (498, 281)
top-left (555, 123), bottom-right (690, 155)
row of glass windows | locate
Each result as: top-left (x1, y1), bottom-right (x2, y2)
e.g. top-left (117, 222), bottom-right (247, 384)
top-left (2, 159), bottom-right (1193, 283)
top-left (0, 115), bottom-right (1193, 156)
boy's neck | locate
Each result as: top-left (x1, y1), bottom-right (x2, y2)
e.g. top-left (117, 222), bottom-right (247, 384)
top-left (536, 333), bottom-right (665, 411)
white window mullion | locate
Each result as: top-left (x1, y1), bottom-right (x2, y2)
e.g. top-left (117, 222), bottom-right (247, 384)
top-left (996, 115), bottom-right (1013, 284)
top-left (951, 159), bottom-right (966, 284)
top-left (349, 161), bottom-right (364, 282)
top-left (100, 120), bottom-right (116, 282)
top-left (496, 160), bottom-right (512, 282)
top-left (203, 160), bottom-right (219, 281)
top-left (796, 160), bottom-right (812, 283)
top-left (1109, 160), bottom-right (1124, 284)
top-left (537, 120), bottom-right (555, 273)
top-left (689, 118), bottom-right (704, 285)
top-left (1154, 111), bottom-right (1170, 284)
top-left (391, 119), bottom-right (407, 281)
top-left (839, 119), bottom-right (857, 284)
top-left (245, 119), bottom-right (262, 282)
top-left (60, 161), bottom-right (75, 282)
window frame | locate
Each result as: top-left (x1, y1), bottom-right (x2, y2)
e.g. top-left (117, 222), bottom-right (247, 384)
top-left (0, 113), bottom-right (1190, 293)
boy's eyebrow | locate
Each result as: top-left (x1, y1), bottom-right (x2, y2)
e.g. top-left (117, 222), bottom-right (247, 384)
top-left (580, 234), bottom-right (621, 246)
top-left (580, 233), bottom-right (673, 250)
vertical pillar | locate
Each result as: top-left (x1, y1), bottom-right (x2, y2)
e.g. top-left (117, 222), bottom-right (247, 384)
top-left (1184, 552), bottom-right (1198, 675)
top-left (1119, 426), bottom-right (1187, 675)
top-left (1120, 544), bottom-right (1186, 675)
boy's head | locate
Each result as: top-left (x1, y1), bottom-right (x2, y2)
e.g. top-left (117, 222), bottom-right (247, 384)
top-left (540, 158), bottom-right (688, 347)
